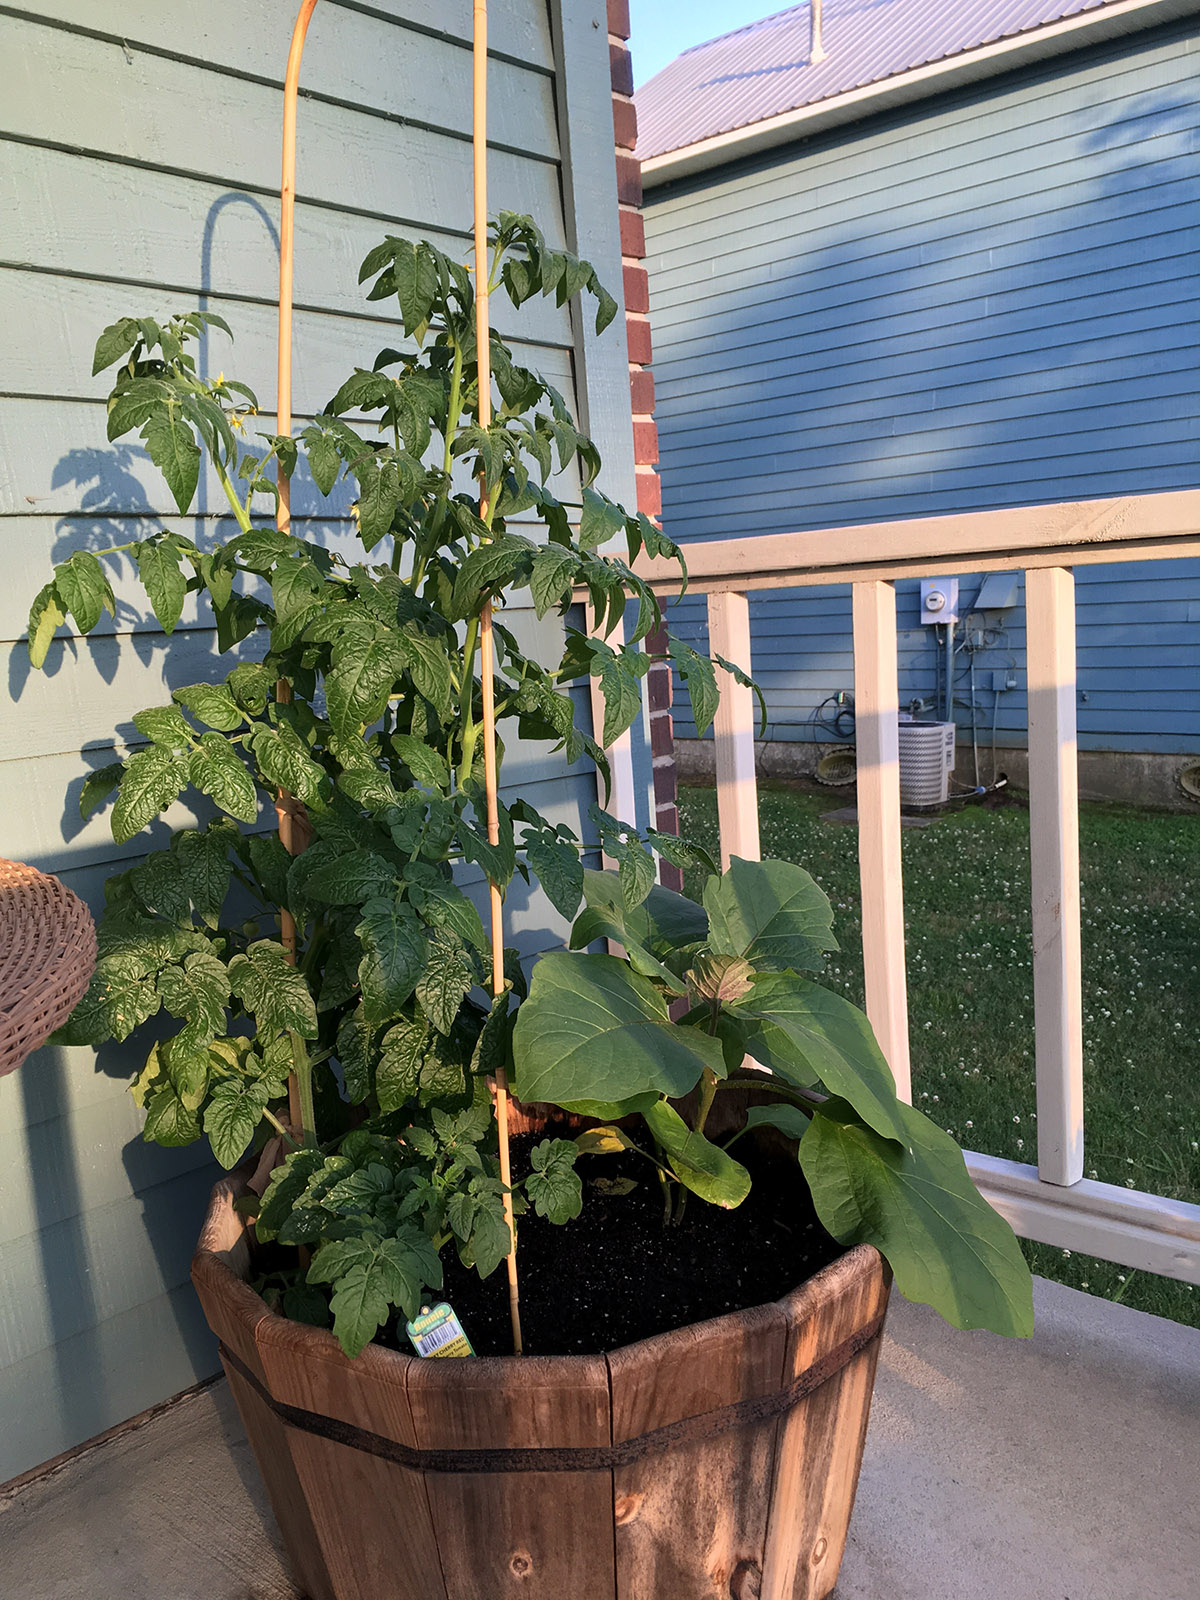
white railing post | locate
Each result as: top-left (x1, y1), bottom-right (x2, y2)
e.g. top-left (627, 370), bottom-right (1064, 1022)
top-left (852, 580), bottom-right (911, 1101)
top-left (1025, 566), bottom-right (1085, 1187)
top-left (707, 591), bottom-right (760, 867)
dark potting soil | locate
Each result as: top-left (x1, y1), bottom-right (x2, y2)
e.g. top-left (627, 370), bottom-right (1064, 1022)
top-left (438, 1130), bottom-right (844, 1357)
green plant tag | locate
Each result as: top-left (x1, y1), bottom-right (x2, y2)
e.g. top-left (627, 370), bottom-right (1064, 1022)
top-left (406, 1301), bottom-right (474, 1359)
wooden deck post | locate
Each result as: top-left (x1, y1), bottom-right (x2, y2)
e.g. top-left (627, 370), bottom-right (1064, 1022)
top-left (851, 581), bottom-right (911, 1102)
top-left (1025, 566), bottom-right (1085, 1187)
top-left (707, 591), bottom-right (760, 867)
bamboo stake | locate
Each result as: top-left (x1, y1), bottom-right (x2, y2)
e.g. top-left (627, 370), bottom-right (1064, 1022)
top-left (474, 0), bottom-right (523, 1357)
top-left (277, 1), bottom-right (320, 1130)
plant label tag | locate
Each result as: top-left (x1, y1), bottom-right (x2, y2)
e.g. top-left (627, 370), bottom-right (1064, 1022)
top-left (406, 1301), bottom-right (475, 1358)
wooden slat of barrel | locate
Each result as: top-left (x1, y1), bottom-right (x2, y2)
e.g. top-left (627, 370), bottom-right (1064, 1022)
top-left (607, 1300), bottom-right (789, 1600)
top-left (760, 1246), bottom-right (889, 1600)
top-left (192, 1183), bottom-right (336, 1600)
top-left (255, 1313), bottom-right (446, 1600)
top-left (405, 1352), bottom-right (616, 1600)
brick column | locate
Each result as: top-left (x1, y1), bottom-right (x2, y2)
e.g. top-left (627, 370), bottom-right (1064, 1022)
top-left (609, 0), bottom-right (681, 888)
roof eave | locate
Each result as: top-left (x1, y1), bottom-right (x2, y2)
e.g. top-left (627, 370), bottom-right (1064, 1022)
top-left (641, 0), bottom-right (1200, 190)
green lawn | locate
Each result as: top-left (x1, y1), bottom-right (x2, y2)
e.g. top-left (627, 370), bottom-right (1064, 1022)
top-left (677, 781), bottom-right (1200, 1328)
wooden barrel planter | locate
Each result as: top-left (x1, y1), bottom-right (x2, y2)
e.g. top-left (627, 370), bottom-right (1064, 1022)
top-left (193, 1174), bottom-right (889, 1600)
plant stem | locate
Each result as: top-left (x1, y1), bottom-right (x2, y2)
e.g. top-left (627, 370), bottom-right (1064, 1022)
top-left (261, 1106), bottom-right (301, 1150)
top-left (694, 1065), bottom-right (720, 1139)
top-left (288, 1030), bottom-right (317, 1148)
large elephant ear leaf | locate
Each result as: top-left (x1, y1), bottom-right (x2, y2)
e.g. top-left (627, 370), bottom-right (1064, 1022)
top-left (730, 971), bottom-right (907, 1145)
top-left (511, 951), bottom-right (724, 1113)
top-left (580, 868), bottom-right (708, 953)
top-left (799, 1097), bottom-right (1034, 1338)
top-left (704, 857), bottom-right (836, 972)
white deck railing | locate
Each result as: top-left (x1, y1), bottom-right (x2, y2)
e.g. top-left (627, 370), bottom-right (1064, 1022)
top-left (629, 490), bottom-right (1200, 1284)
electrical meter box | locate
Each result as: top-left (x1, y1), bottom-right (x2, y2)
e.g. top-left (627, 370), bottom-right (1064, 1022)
top-left (920, 577), bottom-right (959, 625)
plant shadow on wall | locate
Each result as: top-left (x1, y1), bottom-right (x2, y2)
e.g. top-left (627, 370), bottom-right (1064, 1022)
top-left (25, 212), bottom-right (1031, 1367)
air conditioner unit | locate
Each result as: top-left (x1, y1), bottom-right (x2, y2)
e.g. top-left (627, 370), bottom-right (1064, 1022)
top-left (897, 720), bottom-right (956, 808)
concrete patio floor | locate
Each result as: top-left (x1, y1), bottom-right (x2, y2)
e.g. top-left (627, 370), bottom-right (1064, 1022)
top-left (1, 1276), bottom-right (1196, 1600)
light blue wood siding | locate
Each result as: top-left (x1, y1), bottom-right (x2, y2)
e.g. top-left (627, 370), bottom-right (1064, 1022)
top-left (0, 0), bottom-right (636, 1480)
top-left (644, 17), bottom-right (1200, 755)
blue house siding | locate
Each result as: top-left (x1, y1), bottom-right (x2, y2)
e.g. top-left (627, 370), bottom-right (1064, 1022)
top-left (645, 17), bottom-right (1200, 756)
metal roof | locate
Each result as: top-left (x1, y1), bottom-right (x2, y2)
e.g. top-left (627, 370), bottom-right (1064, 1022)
top-left (635, 0), bottom-right (1173, 163)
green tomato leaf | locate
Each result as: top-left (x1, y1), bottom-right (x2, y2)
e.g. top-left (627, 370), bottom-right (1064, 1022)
top-left (512, 951), bottom-right (724, 1111)
top-left (526, 1138), bottom-right (582, 1223)
top-left (27, 582), bottom-right (68, 667)
top-left (668, 634), bottom-right (719, 737)
top-left (227, 939), bottom-right (318, 1038)
top-left (356, 897), bottom-right (428, 1024)
top-left (143, 407), bottom-right (201, 514)
top-left (250, 726), bottom-right (327, 807)
top-left (203, 1077), bottom-right (270, 1169)
top-left (111, 747), bottom-right (187, 844)
top-left (304, 848), bottom-right (396, 907)
top-left (132, 704), bottom-right (192, 751)
top-left (137, 540), bottom-right (188, 634)
top-left (704, 857), bottom-right (837, 973)
top-left (143, 1085), bottom-right (202, 1147)
top-left (522, 830), bottom-right (584, 922)
top-left (256, 1148), bottom-right (327, 1243)
top-left (375, 1015), bottom-right (428, 1112)
top-left (188, 735), bottom-right (258, 823)
top-left (93, 317), bottom-right (142, 374)
top-left (800, 1097), bottom-right (1034, 1338)
top-left (172, 682), bottom-right (244, 732)
top-left (79, 761), bottom-right (125, 821)
top-left (415, 931), bottom-right (474, 1036)
top-left (55, 551), bottom-right (114, 635)
top-left (643, 1099), bottom-right (751, 1209)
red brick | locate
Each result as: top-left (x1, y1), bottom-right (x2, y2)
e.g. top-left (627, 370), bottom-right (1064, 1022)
top-left (656, 801), bottom-right (680, 832)
top-left (659, 859), bottom-right (685, 893)
top-left (648, 666), bottom-right (673, 712)
top-left (626, 316), bottom-right (652, 364)
top-left (636, 467), bottom-right (662, 517)
top-left (610, 42), bottom-right (634, 97)
top-left (650, 710), bottom-right (675, 757)
top-left (653, 762), bottom-right (678, 807)
top-left (629, 366), bottom-right (655, 413)
top-left (623, 263), bottom-right (650, 315)
top-left (607, 0), bottom-right (631, 39)
top-left (615, 150), bottom-right (642, 205)
top-left (646, 625), bottom-right (669, 656)
top-left (633, 416), bottom-right (658, 466)
top-left (619, 205), bottom-right (646, 258)
top-left (612, 94), bottom-right (638, 152)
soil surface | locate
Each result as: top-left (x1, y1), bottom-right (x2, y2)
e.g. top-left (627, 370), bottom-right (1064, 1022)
top-left (439, 1129), bottom-right (844, 1357)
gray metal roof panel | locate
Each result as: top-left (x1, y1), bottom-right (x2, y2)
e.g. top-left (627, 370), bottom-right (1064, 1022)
top-left (635, 0), bottom-right (1141, 161)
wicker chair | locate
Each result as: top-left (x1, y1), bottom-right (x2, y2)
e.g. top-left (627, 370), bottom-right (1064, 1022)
top-left (0, 859), bottom-right (97, 1077)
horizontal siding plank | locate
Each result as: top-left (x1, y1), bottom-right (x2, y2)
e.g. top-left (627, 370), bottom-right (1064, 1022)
top-left (1, 12), bottom-right (565, 245)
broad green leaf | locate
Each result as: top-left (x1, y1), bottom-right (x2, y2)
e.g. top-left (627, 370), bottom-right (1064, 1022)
top-left (512, 952), bottom-right (724, 1112)
top-left (131, 849), bottom-right (191, 924)
top-left (304, 848), bottom-right (395, 906)
top-left (157, 950), bottom-right (231, 1047)
top-left (56, 551), bottom-right (113, 634)
top-left (522, 831), bottom-right (584, 921)
top-left (111, 747), bottom-right (186, 844)
top-left (227, 661), bottom-right (275, 715)
top-left (93, 317), bottom-right (141, 374)
top-left (74, 950), bottom-right (162, 1043)
top-left (404, 863), bottom-right (488, 955)
top-left (227, 939), bottom-right (318, 1038)
top-left (204, 1078), bottom-right (270, 1169)
top-left (137, 540), bottom-right (187, 633)
top-left (569, 904), bottom-right (687, 994)
top-left (415, 931), bottom-right (473, 1036)
top-left (573, 1125), bottom-right (634, 1156)
top-left (188, 735), bottom-right (258, 823)
top-left (173, 682), bottom-right (243, 732)
top-left (143, 1086), bottom-right (202, 1147)
top-left (395, 631), bottom-right (454, 720)
top-left (79, 762), bottom-right (124, 821)
top-left (144, 408), bottom-right (201, 514)
top-left (598, 652), bottom-right (644, 747)
top-left (375, 1015), bottom-right (427, 1111)
top-left (27, 583), bottom-right (67, 667)
top-left (668, 635), bottom-right (719, 736)
top-left (356, 897), bottom-right (427, 1024)
top-left (579, 487), bottom-right (626, 553)
top-left (132, 704), bottom-right (191, 750)
top-left (800, 1098), bottom-right (1034, 1338)
top-left (256, 1148), bottom-right (326, 1242)
top-left (250, 726), bottom-right (327, 806)
top-left (325, 638), bottom-right (404, 738)
top-left (336, 1006), bottom-right (373, 1104)
top-left (526, 1138), bottom-right (582, 1222)
top-left (390, 734), bottom-right (450, 793)
top-left (309, 1231), bottom-right (441, 1358)
top-left (581, 870), bottom-right (709, 953)
top-left (740, 1103), bottom-right (812, 1143)
top-left (469, 986), bottom-right (513, 1077)
top-left (528, 544), bottom-right (578, 618)
top-left (704, 857), bottom-right (837, 973)
top-left (643, 1099), bottom-right (751, 1209)
top-left (162, 1038), bottom-right (210, 1110)
top-left (730, 971), bottom-right (907, 1145)
top-left (176, 827), bottom-right (233, 924)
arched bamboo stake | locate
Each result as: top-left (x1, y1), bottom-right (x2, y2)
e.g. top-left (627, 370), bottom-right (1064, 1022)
top-left (474, 0), bottom-right (523, 1357)
top-left (276, 0), bottom-right (320, 1131)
